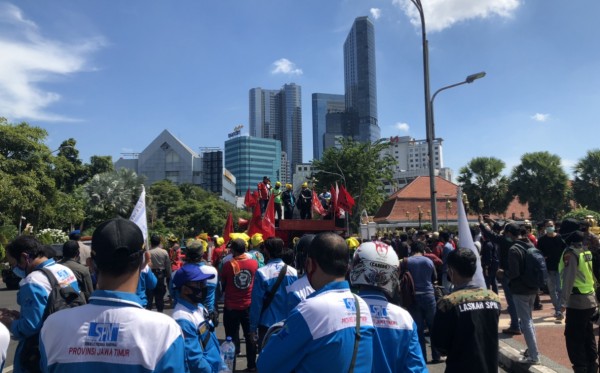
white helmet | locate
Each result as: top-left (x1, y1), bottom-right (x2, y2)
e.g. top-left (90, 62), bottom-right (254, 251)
top-left (350, 241), bottom-right (399, 298)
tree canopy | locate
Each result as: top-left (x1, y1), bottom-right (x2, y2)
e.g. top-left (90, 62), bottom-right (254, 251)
top-left (573, 149), bottom-right (600, 212)
top-left (312, 138), bottom-right (395, 230)
top-left (510, 151), bottom-right (569, 221)
top-left (457, 157), bottom-right (512, 215)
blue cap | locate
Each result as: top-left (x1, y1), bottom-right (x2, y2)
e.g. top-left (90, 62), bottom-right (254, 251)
top-left (172, 263), bottom-right (215, 289)
top-left (70, 230), bottom-right (81, 235)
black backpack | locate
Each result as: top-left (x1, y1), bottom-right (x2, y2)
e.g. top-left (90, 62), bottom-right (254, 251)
top-left (395, 259), bottom-right (416, 308)
top-left (515, 242), bottom-right (548, 289)
top-left (21, 267), bottom-right (87, 372)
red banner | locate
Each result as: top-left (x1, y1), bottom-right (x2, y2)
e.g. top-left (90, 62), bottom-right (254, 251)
top-left (244, 188), bottom-right (257, 208)
top-left (338, 184), bottom-right (355, 215)
top-left (222, 212), bottom-right (234, 243)
top-left (312, 189), bottom-right (327, 216)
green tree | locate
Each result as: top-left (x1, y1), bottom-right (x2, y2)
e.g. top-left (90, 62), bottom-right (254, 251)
top-left (82, 168), bottom-right (145, 226)
top-left (457, 157), bottom-right (512, 214)
top-left (312, 138), bottom-right (395, 231)
top-left (52, 139), bottom-right (87, 193)
top-left (563, 207), bottom-right (600, 223)
top-left (573, 149), bottom-right (600, 212)
top-left (510, 151), bottom-right (569, 221)
top-left (0, 119), bottom-right (57, 228)
top-left (86, 155), bottom-right (114, 179)
top-left (148, 180), bottom-right (183, 223)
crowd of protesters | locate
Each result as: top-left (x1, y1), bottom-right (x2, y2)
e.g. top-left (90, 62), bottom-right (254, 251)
top-left (0, 206), bottom-right (598, 372)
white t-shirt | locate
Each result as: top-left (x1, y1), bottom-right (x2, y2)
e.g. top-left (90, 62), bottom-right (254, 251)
top-left (0, 322), bottom-right (9, 370)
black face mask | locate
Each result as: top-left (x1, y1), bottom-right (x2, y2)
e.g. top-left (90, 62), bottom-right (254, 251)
top-left (186, 285), bottom-right (206, 304)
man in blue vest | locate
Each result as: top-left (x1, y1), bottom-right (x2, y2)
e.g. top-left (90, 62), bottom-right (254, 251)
top-left (39, 218), bottom-right (185, 372)
top-left (0, 235), bottom-right (81, 373)
top-left (257, 232), bottom-right (386, 372)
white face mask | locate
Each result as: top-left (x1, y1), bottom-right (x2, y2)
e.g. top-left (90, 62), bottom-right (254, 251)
top-left (545, 226), bottom-right (555, 234)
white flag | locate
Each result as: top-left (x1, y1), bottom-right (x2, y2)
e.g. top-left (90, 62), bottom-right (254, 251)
top-left (457, 186), bottom-right (486, 289)
top-left (130, 185), bottom-right (148, 247)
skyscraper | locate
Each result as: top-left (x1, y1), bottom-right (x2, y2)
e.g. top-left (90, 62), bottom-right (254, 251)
top-left (224, 135), bottom-right (282, 196)
top-left (312, 93), bottom-right (345, 160)
top-left (344, 16), bottom-right (379, 142)
top-left (249, 83), bottom-right (302, 180)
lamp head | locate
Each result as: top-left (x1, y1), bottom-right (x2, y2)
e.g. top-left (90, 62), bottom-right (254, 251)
top-left (466, 72), bottom-right (486, 83)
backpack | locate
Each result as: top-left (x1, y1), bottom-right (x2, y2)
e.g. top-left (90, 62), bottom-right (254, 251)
top-left (395, 259), bottom-right (416, 308)
top-left (515, 242), bottom-right (548, 289)
top-left (21, 266), bottom-right (87, 372)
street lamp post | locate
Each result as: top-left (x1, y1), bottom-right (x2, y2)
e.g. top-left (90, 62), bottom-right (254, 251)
top-left (408, 0), bottom-right (437, 232)
top-left (18, 216), bottom-right (26, 235)
top-left (427, 72), bottom-right (486, 231)
top-left (445, 199), bottom-right (452, 227)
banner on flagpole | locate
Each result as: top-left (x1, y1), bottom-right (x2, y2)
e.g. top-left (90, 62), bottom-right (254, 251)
top-left (457, 186), bottom-right (486, 289)
top-left (130, 185), bottom-right (149, 247)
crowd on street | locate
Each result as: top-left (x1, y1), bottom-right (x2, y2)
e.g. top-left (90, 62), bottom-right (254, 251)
top-left (0, 194), bottom-right (598, 372)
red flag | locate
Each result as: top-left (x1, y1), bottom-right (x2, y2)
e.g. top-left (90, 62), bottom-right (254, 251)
top-left (222, 212), bottom-right (234, 243)
top-left (338, 185), bottom-right (355, 215)
top-left (329, 184), bottom-right (338, 217)
top-left (311, 189), bottom-right (326, 216)
top-left (244, 188), bottom-right (257, 208)
top-left (247, 198), bottom-right (263, 236)
top-left (248, 195), bottom-right (276, 237)
top-left (263, 194), bottom-right (276, 237)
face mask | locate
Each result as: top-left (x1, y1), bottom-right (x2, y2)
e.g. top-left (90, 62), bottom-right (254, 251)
top-left (505, 236), bottom-right (513, 243)
top-left (12, 266), bottom-right (27, 279)
top-left (545, 227), bottom-right (555, 234)
top-left (186, 285), bottom-right (206, 304)
top-left (13, 253), bottom-right (30, 278)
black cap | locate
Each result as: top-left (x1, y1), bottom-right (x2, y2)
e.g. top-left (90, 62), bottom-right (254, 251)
top-left (566, 231), bottom-right (584, 244)
top-left (504, 223), bottom-right (521, 236)
top-left (560, 218), bottom-right (580, 235)
top-left (92, 218), bottom-right (144, 266)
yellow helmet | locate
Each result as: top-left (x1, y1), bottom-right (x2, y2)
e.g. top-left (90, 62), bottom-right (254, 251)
top-left (251, 233), bottom-right (264, 247)
top-left (275, 181), bottom-right (281, 187)
top-left (302, 182), bottom-right (308, 188)
top-left (216, 237), bottom-right (225, 246)
top-left (346, 237), bottom-right (360, 250)
top-left (286, 183), bottom-right (293, 190)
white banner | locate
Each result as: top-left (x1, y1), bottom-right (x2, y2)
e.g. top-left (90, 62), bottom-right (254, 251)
top-left (129, 185), bottom-right (148, 247)
top-left (457, 186), bottom-right (486, 289)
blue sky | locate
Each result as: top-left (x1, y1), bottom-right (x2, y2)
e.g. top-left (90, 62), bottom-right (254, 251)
top-left (1, 0), bottom-right (599, 178)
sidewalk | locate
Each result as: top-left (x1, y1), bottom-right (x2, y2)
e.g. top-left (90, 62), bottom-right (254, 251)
top-left (497, 288), bottom-right (575, 373)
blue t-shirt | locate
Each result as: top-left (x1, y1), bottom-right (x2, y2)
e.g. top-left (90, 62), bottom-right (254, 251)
top-left (406, 255), bottom-right (435, 294)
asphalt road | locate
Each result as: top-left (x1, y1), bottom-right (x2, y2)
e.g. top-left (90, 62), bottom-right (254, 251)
top-left (0, 283), bottom-right (507, 372)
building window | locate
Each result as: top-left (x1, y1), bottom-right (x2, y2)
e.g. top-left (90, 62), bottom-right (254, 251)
top-left (166, 151), bottom-right (180, 164)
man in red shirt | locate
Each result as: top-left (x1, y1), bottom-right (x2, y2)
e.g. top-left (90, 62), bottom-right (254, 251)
top-left (221, 238), bottom-right (259, 372)
top-left (257, 176), bottom-right (271, 214)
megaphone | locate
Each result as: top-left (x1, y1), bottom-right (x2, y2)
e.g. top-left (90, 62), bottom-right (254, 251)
top-left (238, 218), bottom-right (248, 228)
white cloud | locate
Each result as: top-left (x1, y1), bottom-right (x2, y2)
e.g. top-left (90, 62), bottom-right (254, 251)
top-left (271, 58), bottom-right (303, 75)
top-left (531, 113), bottom-right (550, 122)
top-left (0, 3), bottom-right (105, 122)
top-left (370, 8), bottom-right (382, 20)
top-left (395, 122), bottom-right (410, 132)
top-left (392, 0), bottom-right (521, 32)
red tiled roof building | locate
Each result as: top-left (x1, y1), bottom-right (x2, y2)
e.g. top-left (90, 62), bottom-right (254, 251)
top-left (373, 176), bottom-right (528, 227)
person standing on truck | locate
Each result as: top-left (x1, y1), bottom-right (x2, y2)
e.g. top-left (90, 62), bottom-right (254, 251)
top-left (272, 181), bottom-right (283, 226)
top-left (258, 176), bottom-right (271, 215)
top-left (297, 182), bottom-right (312, 220)
top-left (282, 183), bottom-right (295, 220)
